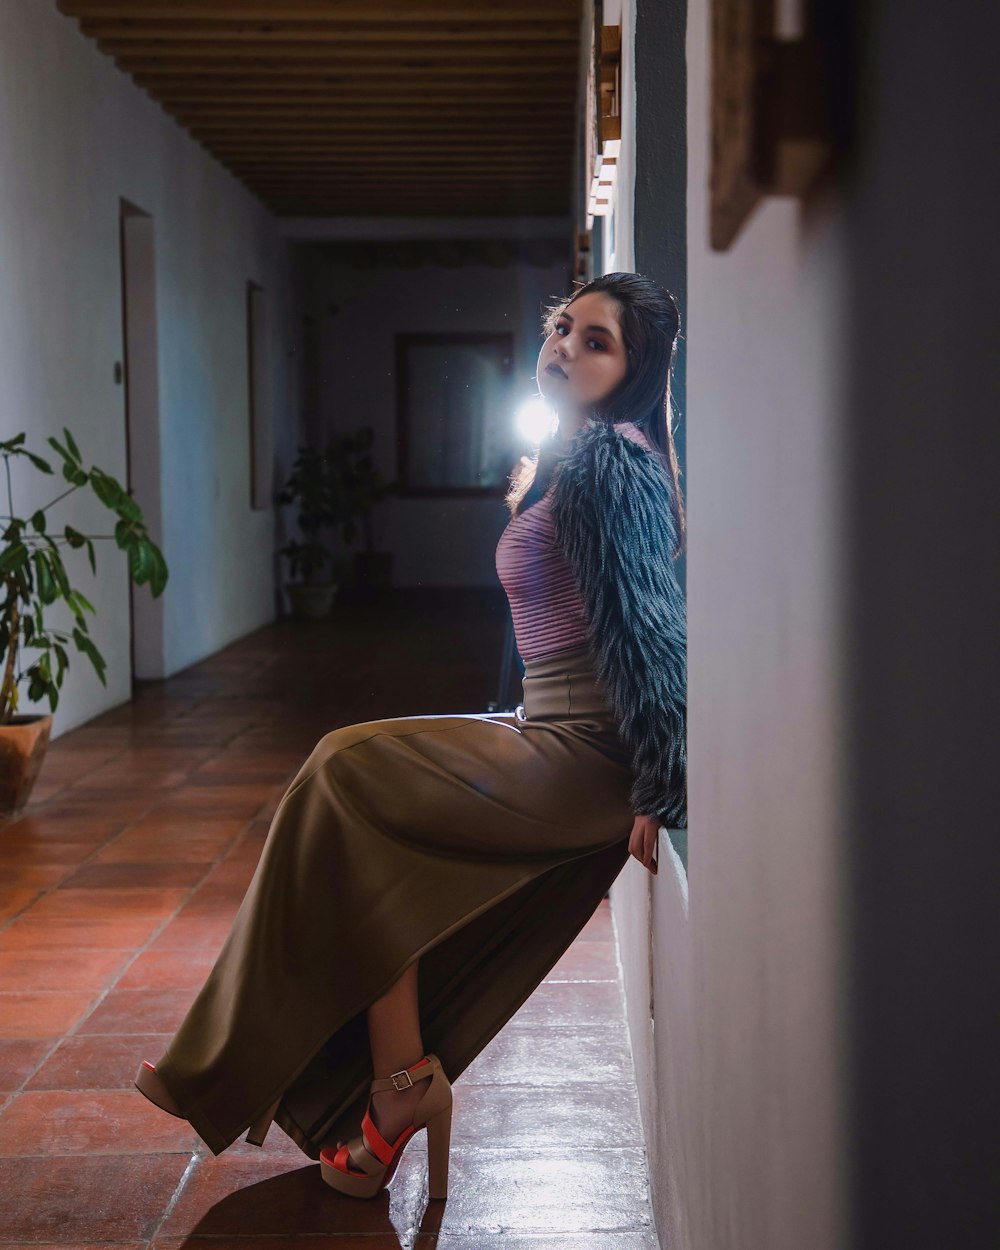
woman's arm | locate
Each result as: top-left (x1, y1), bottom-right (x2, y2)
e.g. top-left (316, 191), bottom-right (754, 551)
top-left (550, 422), bottom-right (688, 830)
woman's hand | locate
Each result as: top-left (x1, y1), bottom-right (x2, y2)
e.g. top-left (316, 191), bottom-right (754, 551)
top-left (628, 814), bottom-right (660, 874)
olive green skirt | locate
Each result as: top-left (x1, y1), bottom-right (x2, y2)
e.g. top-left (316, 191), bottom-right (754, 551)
top-left (153, 642), bottom-right (636, 1158)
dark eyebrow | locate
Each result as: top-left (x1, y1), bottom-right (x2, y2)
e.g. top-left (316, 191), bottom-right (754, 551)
top-left (559, 310), bottom-right (618, 340)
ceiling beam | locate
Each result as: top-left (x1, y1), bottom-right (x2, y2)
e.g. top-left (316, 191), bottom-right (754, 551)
top-left (226, 158), bottom-right (567, 171)
top-left (121, 65), bottom-right (573, 81)
top-left (142, 90), bottom-right (574, 104)
top-left (177, 117), bottom-right (571, 133)
top-left (58, 1), bottom-right (578, 18)
top-left (196, 140), bottom-right (570, 153)
top-left (79, 18), bottom-right (578, 43)
top-left (98, 44), bottom-right (576, 64)
top-left (171, 111), bottom-right (571, 124)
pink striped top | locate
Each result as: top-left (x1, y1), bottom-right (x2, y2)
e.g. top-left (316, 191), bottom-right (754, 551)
top-left (495, 421), bottom-right (654, 661)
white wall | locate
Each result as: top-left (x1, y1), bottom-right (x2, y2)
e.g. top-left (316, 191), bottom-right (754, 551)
top-left (295, 249), bottom-right (571, 587)
top-left (683, 121), bottom-right (848, 1250)
top-left (0, 1), bottom-right (298, 736)
top-left (650, 2), bottom-right (998, 1244)
top-left (609, 0), bottom-right (848, 1245)
top-left (684, 9), bottom-right (849, 1242)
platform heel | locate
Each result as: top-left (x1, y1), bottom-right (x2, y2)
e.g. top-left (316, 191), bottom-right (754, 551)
top-left (424, 1101), bottom-right (452, 1200)
top-left (320, 1053), bottom-right (452, 1200)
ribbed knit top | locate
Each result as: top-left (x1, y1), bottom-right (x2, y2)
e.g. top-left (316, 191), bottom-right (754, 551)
top-left (495, 421), bottom-right (654, 661)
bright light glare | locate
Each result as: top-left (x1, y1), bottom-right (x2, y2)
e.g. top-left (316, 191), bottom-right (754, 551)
top-left (515, 396), bottom-right (559, 446)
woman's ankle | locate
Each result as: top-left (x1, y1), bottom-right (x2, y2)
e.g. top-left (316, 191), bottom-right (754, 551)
top-left (372, 1051), bottom-right (426, 1082)
top-left (369, 1082), bottom-right (424, 1142)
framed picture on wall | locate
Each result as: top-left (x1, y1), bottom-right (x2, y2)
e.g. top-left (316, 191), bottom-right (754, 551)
top-left (395, 333), bottom-right (518, 498)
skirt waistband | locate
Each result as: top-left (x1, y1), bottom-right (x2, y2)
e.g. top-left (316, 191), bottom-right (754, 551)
top-left (516, 644), bottom-right (616, 722)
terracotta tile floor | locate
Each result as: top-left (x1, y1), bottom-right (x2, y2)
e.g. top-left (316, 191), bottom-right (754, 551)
top-left (0, 590), bottom-right (658, 1249)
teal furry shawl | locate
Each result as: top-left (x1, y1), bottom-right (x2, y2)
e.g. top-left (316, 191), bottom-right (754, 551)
top-left (549, 420), bottom-right (688, 828)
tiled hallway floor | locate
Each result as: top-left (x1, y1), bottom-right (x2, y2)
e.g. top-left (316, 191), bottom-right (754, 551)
top-left (0, 590), bottom-right (658, 1249)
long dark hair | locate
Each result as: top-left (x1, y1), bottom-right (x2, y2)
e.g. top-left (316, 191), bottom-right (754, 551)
top-left (505, 271), bottom-right (686, 559)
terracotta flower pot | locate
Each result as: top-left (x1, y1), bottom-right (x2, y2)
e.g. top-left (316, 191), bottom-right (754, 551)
top-left (353, 550), bottom-right (394, 589)
top-left (0, 714), bottom-right (53, 818)
top-left (285, 582), bottom-right (338, 620)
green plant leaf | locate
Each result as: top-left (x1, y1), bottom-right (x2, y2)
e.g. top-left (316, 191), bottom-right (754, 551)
top-left (46, 550), bottom-right (72, 600)
top-left (149, 545), bottom-right (169, 597)
top-left (63, 525), bottom-right (87, 549)
top-left (114, 518), bottom-right (135, 549)
top-left (1, 434), bottom-right (26, 449)
top-left (25, 654), bottom-right (60, 713)
top-left (89, 469), bottom-right (121, 511)
top-left (85, 537), bottom-right (96, 575)
top-left (71, 626), bottom-right (107, 685)
top-left (128, 541), bottom-right (151, 584)
top-left (118, 492), bottom-right (142, 523)
top-left (26, 674), bottom-right (46, 705)
top-left (0, 542), bottom-right (28, 576)
top-left (135, 542), bottom-right (156, 585)
top-left (47, 435), bottom-right (71, 462)
top-left (62, 427), bottom-right (81, 462)
top-left (67, 588), bottom-right (95, 615)
top-left (25, 452), bottom-right (53, 474)
top-left (12, 565), bottom-right (32, 604)
top-left (31, 552), bottom-right (57, 605)
top-left (29, 511), bottom-right (46, 534)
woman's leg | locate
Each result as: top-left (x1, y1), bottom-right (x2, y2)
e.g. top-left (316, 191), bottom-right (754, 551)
top-left (366, 959), bottom-right (427, 1141)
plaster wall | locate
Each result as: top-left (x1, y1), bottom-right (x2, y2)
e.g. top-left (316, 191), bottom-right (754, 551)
top-left (611, 0), bottom-right (847, 1246)
top-left (682, 3), bottom-right (849, 1243)
top-left (614, 2), bottom-right (998, 1247)
top-left (0, 1), bottom-right (298, 735)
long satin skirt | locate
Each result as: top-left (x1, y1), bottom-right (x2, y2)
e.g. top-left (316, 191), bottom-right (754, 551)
top-left (152, 642), bottom-right (637, 1158)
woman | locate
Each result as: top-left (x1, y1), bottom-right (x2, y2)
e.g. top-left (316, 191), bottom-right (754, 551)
top-left (133, 270), bottom-right (687, 1203)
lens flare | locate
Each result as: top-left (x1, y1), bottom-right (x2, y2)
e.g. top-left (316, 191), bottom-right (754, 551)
top-left (515, 396), bottom-right (558, 446)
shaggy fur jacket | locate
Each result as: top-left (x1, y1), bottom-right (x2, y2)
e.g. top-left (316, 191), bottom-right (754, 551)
top-left (548, 420), bottom-right (688, 829)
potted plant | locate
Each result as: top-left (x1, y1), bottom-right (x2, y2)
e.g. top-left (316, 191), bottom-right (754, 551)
top-left (328, 427), bottom-right (398, 598)
top-left (0, 429), bottom-right (168, 817)
top-left (277, 428), bottom-right (397, 617)
top-left (276, 445), bottom-right (341, 620)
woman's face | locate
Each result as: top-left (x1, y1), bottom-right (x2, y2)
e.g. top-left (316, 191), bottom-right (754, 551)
top-left (535, 291), bottom-right (629, 415)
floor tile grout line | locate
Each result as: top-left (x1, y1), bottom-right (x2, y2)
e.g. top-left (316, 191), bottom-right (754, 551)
top-left (143, 1148), bottom-right (201, 1250)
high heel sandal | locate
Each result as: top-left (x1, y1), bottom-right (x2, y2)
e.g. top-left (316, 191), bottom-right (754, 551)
top-left (133, 1060), bottom-right (280, 1147)
top-left (319, 1053), bottom-right (452, 1201)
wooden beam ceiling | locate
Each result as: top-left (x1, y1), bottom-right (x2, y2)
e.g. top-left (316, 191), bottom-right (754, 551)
top-left (56, 0), bottom-right (582, 218)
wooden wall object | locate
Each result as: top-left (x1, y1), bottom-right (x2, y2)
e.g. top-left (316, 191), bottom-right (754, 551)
top-left (711, 0), bottom-right (839, 250)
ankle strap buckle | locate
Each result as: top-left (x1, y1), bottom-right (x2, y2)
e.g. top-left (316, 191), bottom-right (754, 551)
top-left (390, 1068), bottom-right (414, 1091)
